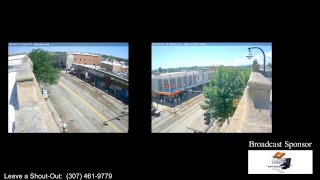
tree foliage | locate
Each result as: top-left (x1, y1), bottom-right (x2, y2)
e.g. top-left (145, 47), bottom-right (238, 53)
top-left (200, 66), bottom-right (251, 125)
top-left (28, 49), bottom-right (61, 85)
top-left (267, 62), bottom-right (272, 68)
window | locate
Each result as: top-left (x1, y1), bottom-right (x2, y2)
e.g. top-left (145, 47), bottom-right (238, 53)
top-left (84, 59), bottom-right (85, 61)
top-left (80, 58), bottom-right (81, 61)
top-left (75, 58), bottom-right (76, 61)
top-left (89, 59), bottom-right (91, 61)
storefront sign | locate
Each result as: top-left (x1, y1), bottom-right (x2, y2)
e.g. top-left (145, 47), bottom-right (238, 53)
top-left (171, 84), bottom-right (176, 88)
top-left (164, 84), bottom-right (169, 89)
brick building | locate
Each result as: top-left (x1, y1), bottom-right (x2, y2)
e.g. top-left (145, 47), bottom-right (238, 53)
top-left (72, 53), bottom-right (102, 66)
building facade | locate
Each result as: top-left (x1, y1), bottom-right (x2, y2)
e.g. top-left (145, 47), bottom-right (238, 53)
top-left (151, 70), bottom-right (214, 98)
top-left (72, 64), bottom-right (128, 103)
top-left (66, 53), bottom-right (74, 70)
top-left (72, 53), bottom-right (102, 66)
top-left (51, 52), bottom-right (67, 68)
top-left (101, 60), bottom-right (129, 73)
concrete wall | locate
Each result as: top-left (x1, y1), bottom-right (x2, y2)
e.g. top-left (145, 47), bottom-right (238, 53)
top-left (14, 56), bottom-right (61, 133)
top-left (220, 72), bottom-right (272, 133)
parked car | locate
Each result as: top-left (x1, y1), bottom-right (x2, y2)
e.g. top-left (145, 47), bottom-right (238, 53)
top-left (151, 107), bottom-right (160, 117)
top-left (43, 89), bottom-right (48, 99)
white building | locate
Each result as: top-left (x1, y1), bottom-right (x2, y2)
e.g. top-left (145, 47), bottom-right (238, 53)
top-left (151, 70), bottom-right (214, 97)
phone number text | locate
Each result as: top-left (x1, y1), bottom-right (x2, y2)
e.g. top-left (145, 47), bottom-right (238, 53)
top-left (66, 173), bottom-right (112, 180)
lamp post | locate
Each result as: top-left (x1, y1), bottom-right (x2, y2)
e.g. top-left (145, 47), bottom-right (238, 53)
top-left (94, 70), bottom-right (97, 87)
top-left (246, 47), bottom-right (266, 76)
top-left (111, 77), bottom-right (114, 94)
top-left (62, 123), bottom-right (67, 133)
top-left (170, 74), bottom-right (172, 94)
top-left (201, 70), bottom-right (203, 91)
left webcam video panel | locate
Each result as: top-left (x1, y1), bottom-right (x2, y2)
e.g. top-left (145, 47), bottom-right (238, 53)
top-left (8, 42), bottom-right (129, 133)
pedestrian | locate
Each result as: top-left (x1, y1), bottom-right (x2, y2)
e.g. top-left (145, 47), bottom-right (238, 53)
top-left (161, 98), bottom-right (163, 105)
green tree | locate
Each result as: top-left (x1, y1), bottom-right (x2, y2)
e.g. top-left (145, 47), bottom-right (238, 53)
top-left (158, 67), bottom-right (163, 72)
top-left (200, 66), bottom-right (251, 125)
top-left (28, 49), bottom-right (61, 86)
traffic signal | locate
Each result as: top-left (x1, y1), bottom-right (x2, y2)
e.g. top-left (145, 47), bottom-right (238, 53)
top-left (203, 111), bottom-right (211, 125)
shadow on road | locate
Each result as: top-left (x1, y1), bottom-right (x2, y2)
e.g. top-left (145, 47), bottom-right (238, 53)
top-left (105, 113), bottom-right (129, 122)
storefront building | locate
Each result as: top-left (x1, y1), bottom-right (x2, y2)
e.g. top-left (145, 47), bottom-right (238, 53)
top-left (151, 70), bottom-right (214, 101)
top-left (72, 63), bottom-right (128, 103)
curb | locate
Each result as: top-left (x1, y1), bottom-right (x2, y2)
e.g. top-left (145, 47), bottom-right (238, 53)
top-left (64, 73), bottom-right (127, 108)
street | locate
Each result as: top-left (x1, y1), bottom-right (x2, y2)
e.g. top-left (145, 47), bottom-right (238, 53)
top-left (152, 93), bottom-right (222, 133)
top-left (46, 72), bottom-right (128, 133)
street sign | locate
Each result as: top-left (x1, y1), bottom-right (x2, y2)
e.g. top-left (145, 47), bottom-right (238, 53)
top-left (233, 98), bottom-right (240, 107)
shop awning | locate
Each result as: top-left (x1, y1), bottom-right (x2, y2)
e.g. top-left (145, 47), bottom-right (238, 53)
top-left (154, 90), bottom-right (184, 96)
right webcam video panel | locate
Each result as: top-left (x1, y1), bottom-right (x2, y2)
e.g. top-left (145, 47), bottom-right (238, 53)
top-left (151, 42), bottom-right (272, 133)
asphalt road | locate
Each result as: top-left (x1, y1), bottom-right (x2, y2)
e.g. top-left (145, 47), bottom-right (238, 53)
top-left (152, 94), bottom-right (222, 133)
top-left (46, 73), bottom-right (128, 133)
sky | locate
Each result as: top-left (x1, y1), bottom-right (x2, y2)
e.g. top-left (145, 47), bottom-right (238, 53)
top-left (152, 43), bottom-right (272, 70)
top-left (8, 43), bottom-right (129, 59)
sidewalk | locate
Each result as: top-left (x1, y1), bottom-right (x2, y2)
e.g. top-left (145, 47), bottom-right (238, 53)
top-left (152, 92), bottom-right (202, 109)
top-left (45, 98), bottom-right (64, 132)
top-left (152, 102), bottom-right (171, 112)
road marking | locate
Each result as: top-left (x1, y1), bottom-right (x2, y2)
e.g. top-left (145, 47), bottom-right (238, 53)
top-left (55, 88), bottom-right (61, 93)
top-left (75, 107), bottom-right (84, 117)
top-left (86, 86), bottom-right (95, 91)
top-left (59, 82), bottom-right (122, 132)
top-left (83, 91), bottom-right (90, 97)
top-left (63, 79), bottom-right (75, 87)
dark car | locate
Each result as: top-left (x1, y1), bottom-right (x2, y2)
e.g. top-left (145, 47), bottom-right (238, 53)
top-left (151, 107), bottom-right (160, 117)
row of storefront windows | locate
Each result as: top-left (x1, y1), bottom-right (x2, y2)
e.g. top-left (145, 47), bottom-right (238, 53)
top-left (157, 73), bottom-right (212, 91)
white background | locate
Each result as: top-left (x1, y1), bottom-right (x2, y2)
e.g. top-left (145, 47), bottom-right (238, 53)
top-left (248, 150), bottom-right (313, 174)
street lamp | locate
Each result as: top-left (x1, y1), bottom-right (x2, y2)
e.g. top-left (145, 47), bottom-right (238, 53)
top-left (62, 123), bottom-right (67, 133)
top-left (111, 77), bottom-right (114, 94)
top-left (246, 47), bottom-right (266, 76)
top-left (169, 74), bottom-right (172, 94)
